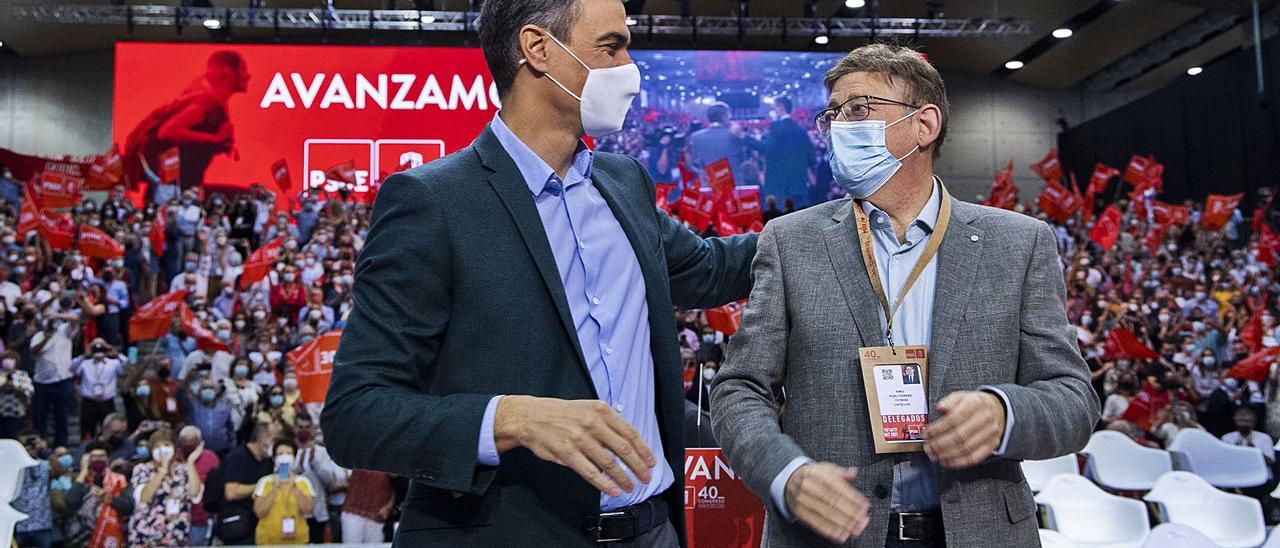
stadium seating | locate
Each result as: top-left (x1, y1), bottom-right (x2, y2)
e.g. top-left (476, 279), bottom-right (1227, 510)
top-left (1167, 429), bottom-right (1268, 489)
top-left (1143, 471), bottom-right (1265, 547)
top-left (1035, 473), bottom-right (1151, 547)
top-left (1023, 454), bottom-right (1081, 492)
top-left (0, 439), bottom-right (37, 548)
top-left (1080, 430), bottom-right (1173, 491)
top-left (1141, 523), bottom-right (1222, 548)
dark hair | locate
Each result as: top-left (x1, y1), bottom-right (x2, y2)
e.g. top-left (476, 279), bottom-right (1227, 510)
top-left (273, 438), bottom-right (298, 456)
top-left (85, 440), bottom-right (111, 455)
top-left (774, 96), bottom-right (793, 113)
top-left (707, 103), bottom-right (730, 125)
top-left (208, 50), bottom-right (244, 71)
top-left (479, 0), bottom-right (582, 96)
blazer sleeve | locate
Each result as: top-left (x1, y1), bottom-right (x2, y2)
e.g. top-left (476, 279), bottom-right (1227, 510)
top-left (321, 172), bottom-right (497, 496)
top-left (993, 221), bottom-right (1101, 460)
top-left (708, 223), bottom-right (808, 514)
top-left (631, 157), bottom-right (757, 309)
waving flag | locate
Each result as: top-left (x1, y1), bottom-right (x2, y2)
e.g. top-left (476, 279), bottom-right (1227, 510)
top-left (128, 290), bottom-right (187, 341)
top-left (983, 160), bottom-right (1019, 210)
top-left (705, 158), bottom-right (736, 201)
top-left (241, 237), bottom-right (285, 287)
top-left (706, 301), bottom-right (747, 336)
top-left (1150, 201), bottom-right (1190, 226)
top-left (1201, 193), bottom-right (1243, 231)
top-left (158, 147), bottom-right (181, 184)
top-left (149, 205), bottom-right (167, 256)
top-left (1030, 149), bottom-right (1064, 184)
top-left (77, 225), bottom-right (125, 259)
top-left (271, 159), bottom-right (292, 192)
top-left (1228, 347), bottom-right (1280, 383)
top-left (85, 144), bottom-right (124, 190)
top-left (1036, 180), bottom-right (1082, 223)
top-left (1104, 328), bottom-right (1158, 360)
top-left (1090, 205), bottom-right (1123, 249)
top-left (286, 330), bottom-right (343, 403)
top-left (1089, 162), bottom-right (1120, 197)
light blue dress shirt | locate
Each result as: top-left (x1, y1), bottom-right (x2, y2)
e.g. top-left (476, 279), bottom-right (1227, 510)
top-left (475, 113), bottom-right (675, 511)
top-left (770, 179), bottom-right (1015, 518)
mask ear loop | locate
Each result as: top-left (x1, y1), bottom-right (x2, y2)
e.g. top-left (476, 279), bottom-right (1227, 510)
top-left (518, 30), bottom-right (590, 102)
top-left (888, 108), bottom-right (923, 162)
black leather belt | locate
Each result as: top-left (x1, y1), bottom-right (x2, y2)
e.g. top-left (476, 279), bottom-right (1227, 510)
top-left (581, 497), bottom-right (670, 544)
top-left (891, 510), bottom-right (944, 542)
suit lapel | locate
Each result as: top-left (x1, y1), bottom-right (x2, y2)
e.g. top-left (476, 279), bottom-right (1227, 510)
top-left (475, 127), bottom-right (592, 390)
top-left (823, 199), bottom-right (889, 348)
top-left (927, 201), bottom-right (983, 404)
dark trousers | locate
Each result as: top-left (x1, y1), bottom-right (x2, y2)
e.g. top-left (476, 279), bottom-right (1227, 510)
top-left (79, 398), bottom-right (115, 439)
top-left (308, 517), bottom-right (327, 543)
top-left (0, 416), bottom-right (25, 439)
top-left (14, 529), bottom-right (53, 548)
top-left (327, 504), bottom-right (344, 541)
top-left (885, 531), bottom-right (946, 548)
top-left (100, 313), bottom-right (123, 348)
top-left (32, 379), bottom-right (73, 446)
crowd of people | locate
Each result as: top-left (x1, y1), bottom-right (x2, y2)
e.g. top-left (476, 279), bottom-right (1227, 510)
top-left (2, 175), bottom-right (399, 547)
top-left (5, 122), bottom-right (1280, 545)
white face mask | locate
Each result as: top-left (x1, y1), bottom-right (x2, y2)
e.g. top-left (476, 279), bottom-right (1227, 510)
top-left (524, 32), bottom-right (640, 137)
top-left (152, 445), bottom-right (174, 463)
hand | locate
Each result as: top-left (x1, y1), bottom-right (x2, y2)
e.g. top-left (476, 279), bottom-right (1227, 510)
top-left (494, 396), bottom-right (657, 497)
top-left (78, 454), bottom-right (90, 477)
top-left (783, 462), bottom-right (870, 543)
top-left (89, 485), bottom-right (104, 499)
top-left (186, 442), bottom-right (204, 466)
top-left (924, 391), bottom-right (1007, 469)
top-left (158, 449), bottom-right (173, 468)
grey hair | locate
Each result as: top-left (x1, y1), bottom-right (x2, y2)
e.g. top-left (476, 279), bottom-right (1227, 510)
top-left (824, 43), bottom-right (950, 158)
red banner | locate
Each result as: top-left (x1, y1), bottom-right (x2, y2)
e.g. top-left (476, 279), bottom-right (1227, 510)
top-left (1104, 328), bottom-right (1158, 360)
top-left (1149, 201), bottom-right (1190, 226)
top-left (678, 189), bottom-right (717, 232)
top-left (149, 205), bottom-right (167, 256)
top-left (655, 183), bottom-right (677, 213)
top-left (721, 187), bottom-right (763, 229)
top-left (0, 147), bottom-right (96, 185)
top-left (705, 158), bottom-right (736, 200)
top-left (684, 448), bottom-right (765, 548)
top-left (1228, 347), bottom-right (1280, 383)
top-left (128, 290), bottom-right (188, 341)
top-left (1145, 222), bottom-right (1172, 256)
top-left (85, 145), bottom-right (125, 190)
top-left (1202, 193), bottom-right (1243, 231)
top-left (17, 187), bottom-right (40, 237)
top-left (180, 306), bottom-right (230, 352)
top-left (77, 225), bottom-right (125, 259)
top-left (983, 160), bottom-right (1018, 210)
top-left (1036, 181), bottom-right (1082, 223)
top-left (1124, 155), bottom-right (1164, 199)
top-left (36, 210), bottom-right (76, 251)
top-left (1090, 205), bottom-right (1123, 250)
top-left (286, 330), bottom-right (342, 403)
top-left (33, 171), bottom-right (84, 209)
top-left (1030, 149), bottom-right (1063, 184)
top-left (1089, 162), bottom-right (1119, 197)
top-left (271, 159), bottom-right (292, 192)
top-left (242, 237), bottom-right (285, 287)
top-left (705, 301), bottom-right (747, 336)
top-left (158, 147), bottom-right (181, 184)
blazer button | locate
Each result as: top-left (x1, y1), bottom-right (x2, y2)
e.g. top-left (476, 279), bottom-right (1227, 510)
top-left (873, 485), bottom-right (889, 499)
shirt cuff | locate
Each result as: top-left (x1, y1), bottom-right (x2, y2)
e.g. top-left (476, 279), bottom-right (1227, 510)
top-left (979, 386), bottom-right (1015, 456)
top-left (769, 456), bottom-right (813, 522)
top-left (477, 395), bottom-right (503, 467)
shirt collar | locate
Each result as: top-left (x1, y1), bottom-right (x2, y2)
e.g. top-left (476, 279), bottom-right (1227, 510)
top-left (859, 176), bottom-right (943, 236)
top-left (490, 112), bottom-right (594, 196)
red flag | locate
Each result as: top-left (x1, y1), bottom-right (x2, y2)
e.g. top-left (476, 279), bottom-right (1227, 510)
top-left (128, 290), bottom-right (188, 341)
top-left (180, 306), bottom-right (229, 352)
top-left (149, 205), bottom-right (166, 256)
top-left (1242, 313), bottom-right (1264, 354)
top-left (1123, 154), bottom-right (1157, 186)
top-left (36, 210), bottom-right (76, 250)
top-left (655, 183), bottom-right (677, 213)
top-left (716, 216), bottom-right (742, 236)
top-left (983, 160), bottom-right (1019, 210)
top-left (1105, 328), bottom-right (1158, 360)
top-left (1258, 224), bottom-right (1280, 267)
top-left (241, 237), bottom-right (285, 287)
top-left (1073, 173), bottom-right (1094, 222)
top-left (1036, 181), bottom-right (1082, 223)
top-left (17, 189), bottom-right (40, 237)
top-left (85, 145), bottom-right (124, 190)
top-left (1030, 149), bottom-right (1064, 183)
top-left (748, 220), bottom-right (765, 233)
top-left (325, 160), bottom-right (357, 186)
top-left (158, 147), bottom-right (180, 184)
top-left (705, 301), bottom-right (747, 336)
top-left (705, 158), bottom-right (736, 201)
top-left (724, 186), bottom-right (763, 227)
top-left (678, 188), bottom-right (717, 232)
top-left (1202, 193), bottom-right (1243, 231)
top-left (77, 225), bottom-right (124, 259)
top-left (1150, 201), bottom-right (1190, 226)
top-left (676, 158), bottom-right (698, 190)
top-left (1228, 347), bottom-right (1280, 383)
top-left (1145, 221), bottom-right (1172, 256)
top-left (271, 159), bottom-right (292, 192)
top-left (286, 330), bottom-right (342, 403)
top-left (1089, 162), bottom-right (1120, 197)
top-left (1126, 155), bottom-right (1164, 199)
top-left (31, 170), bottom-right (84, 209)
top-left (1090, 206), bottom-right (1123, 249)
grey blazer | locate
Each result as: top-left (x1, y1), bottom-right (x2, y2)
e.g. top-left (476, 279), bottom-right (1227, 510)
top-left (710, 196), bottom-right (1100, 547)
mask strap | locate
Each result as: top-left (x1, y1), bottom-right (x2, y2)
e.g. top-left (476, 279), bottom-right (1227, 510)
top-left (889, 108), bottom-right (922, 161)
top-left (517, 30), bottom-right (589, 102)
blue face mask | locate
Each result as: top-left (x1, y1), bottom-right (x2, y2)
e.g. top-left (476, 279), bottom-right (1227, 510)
top-left (57, 454), bottom-right (74, 469)
top-left (200, 388), bottom-right (217, 402)
top-left (270, 394), bottom-right (285, 407)
top-left (136, 446), bottom-right (150, 460)
top-left (828, 109), bottom-right (920, 199)
top-left (136, 384), bottom-right (151, 397)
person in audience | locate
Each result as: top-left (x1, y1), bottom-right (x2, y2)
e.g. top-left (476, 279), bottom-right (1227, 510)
top-left (62, 441), bottom-right (133, 546)
top-left (293, 413), bottom-right (342, 543)
top-left (1223, 407), bottom-right (1279, 523)
top-left (1154, 400), bottom-right (1204, 447)
top-left (30, 313), bottom-right (79, 447)
top-left (1101, 374), bottom-right (1137, 425)
top-left (341, 468), bottom-right (394, 544)
top-left (127, 428), bottom-right (204, 546)
top-left (1203, 374), bottom-right (1244, 437)
top-left (178, 425), bottom-right (219, 547)
top-left (253, 438), bottom-right (316, 545)
top-left (217, 422), bottom-right (275, 545)
top-left (0, 350), bottom-right (33, 438)
top-left (13, 437), bottom-right (53, 548)
top-left (184, 375), bottom-right (235, 455)
top-left (71, 339), bottom-right (126, 440)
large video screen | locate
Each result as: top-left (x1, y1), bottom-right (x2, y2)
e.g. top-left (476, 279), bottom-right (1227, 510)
top-left (113, 43), bottom-right (842, 203)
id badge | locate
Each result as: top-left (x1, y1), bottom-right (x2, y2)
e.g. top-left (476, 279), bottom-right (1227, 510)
top-left (165, 497), bottom-right (181, 516)
top-left (859, 345), bottom-right (929, 454)
top-left (282, 516), bottom-right (296, 539)
top-left (165, 397), bottom-right (177, 413)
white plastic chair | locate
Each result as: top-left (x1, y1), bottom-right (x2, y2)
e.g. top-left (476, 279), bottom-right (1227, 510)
top-left (1080, 430), bottom-right (1172, 491)
top-left (1035, 473), bottom-right (1151, 547)
top-left (1040, 528), bottom-right (1084, 548)
top-left (1167, 429), bottom-right (1269, 489)
top-left (0, 439), bottom-right (37, 548)
top-left (1023, 454), bottom-right (1081, 492)
top-left (1142, 523), bottom-right (1222, 548)
top-left (1142, 471), bottom-right (1264, 547)
top-left (1261, 526), bottom-right (1280, 548)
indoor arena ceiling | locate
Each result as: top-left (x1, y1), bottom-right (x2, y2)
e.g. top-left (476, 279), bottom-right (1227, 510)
top-left (0, 0), bottom-right (1277, 96)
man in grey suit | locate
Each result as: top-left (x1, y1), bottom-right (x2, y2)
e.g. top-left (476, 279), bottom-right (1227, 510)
top-left (688, 102), bottom-right (747, 176)
top-left (711, 44), bottom-right (1098, 547)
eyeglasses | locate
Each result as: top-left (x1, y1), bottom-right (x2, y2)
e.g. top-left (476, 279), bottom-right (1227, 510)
top-left (814, 95), bottom-right (920, 135)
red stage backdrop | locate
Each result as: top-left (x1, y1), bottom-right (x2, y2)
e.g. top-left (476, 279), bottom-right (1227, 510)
top-left (113, 42), bottom-right (500, 202)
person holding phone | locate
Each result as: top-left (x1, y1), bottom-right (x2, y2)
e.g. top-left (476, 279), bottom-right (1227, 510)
top-left (252, 438), bottom-right (315, 544)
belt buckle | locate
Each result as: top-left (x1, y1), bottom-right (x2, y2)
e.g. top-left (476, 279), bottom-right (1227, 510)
top-left (897, 512), bottom-right (924, 541)
top-left (591, 511), bottom-right (632, 544)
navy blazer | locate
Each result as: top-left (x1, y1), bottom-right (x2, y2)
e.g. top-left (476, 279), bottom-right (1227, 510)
top-left (322, 125), bottom-right (757, 546)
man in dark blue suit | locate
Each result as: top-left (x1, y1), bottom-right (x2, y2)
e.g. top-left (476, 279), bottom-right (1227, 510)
top-left (747, 96), bottom-right (815, 206)
top-left (320, 0), bottom-right (757, 546)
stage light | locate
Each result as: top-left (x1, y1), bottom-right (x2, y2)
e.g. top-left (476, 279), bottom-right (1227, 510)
top-left (0, 41), bottom-right (4, 48)
top-left (1052, 28), bottom-right (1073, 39)
top-left (845, 0), bottom-right (866, 7)
top-left (1005, 60), bottom-right (1024, 70)
top-left (420, 15), bottom-right (436, 24)
top-left (625, 17), bottom-right (638, 26)
top-left (1187, 66), bottom-right (1203, 76)
top-left (814, 35), bottom-right (830, 45)
top-left (203, 18), bottom-right (222, 30)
